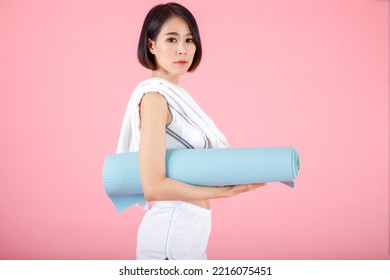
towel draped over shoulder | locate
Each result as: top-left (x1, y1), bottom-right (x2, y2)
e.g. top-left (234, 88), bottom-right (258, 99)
top-left (117, 77), bottom-right (229, 152)
top-left (116, 77), bottom-right (229, 208)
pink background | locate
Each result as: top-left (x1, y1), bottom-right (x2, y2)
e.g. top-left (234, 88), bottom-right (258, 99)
top-left (0, 0), bottom-right (388, 260)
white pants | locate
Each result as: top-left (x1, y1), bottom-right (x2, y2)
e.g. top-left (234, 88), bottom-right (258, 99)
top-left (136, 201), bottom-right (212, 260)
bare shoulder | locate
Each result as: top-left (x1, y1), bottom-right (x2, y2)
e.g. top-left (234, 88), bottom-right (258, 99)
top-left (140, 92), bottom-right (167, 107)
top-left (140, 92), bottom-right (170, 124)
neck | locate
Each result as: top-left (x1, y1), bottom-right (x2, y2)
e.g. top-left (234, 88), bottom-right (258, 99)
top-left (151, 70), bottom-right (180, 85)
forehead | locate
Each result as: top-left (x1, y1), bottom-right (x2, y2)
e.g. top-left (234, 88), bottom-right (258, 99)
top-left (159, 16), bottom-right (191, 35)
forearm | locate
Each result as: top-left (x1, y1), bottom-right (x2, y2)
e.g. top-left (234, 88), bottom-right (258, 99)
top-left (142, 178), bottom-right (229, 201)
top-left (142, 178), bottom-right (264, 201)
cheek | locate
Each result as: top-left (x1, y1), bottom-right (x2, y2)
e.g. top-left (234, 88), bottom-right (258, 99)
top-left (160, 43), bottom-right (175, 54)
top-left (190, 44), bottom-right (196, 54)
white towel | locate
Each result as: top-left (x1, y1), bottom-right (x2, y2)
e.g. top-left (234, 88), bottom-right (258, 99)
top-left (116, 77), bottom-right (229, 208)
top-left (116, 77), bottom-right (229, 152)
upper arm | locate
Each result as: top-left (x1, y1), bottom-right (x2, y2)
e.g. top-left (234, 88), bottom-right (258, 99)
top-left (138, 92), bottom-right (170, 193)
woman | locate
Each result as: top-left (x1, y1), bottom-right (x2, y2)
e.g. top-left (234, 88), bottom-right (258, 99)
top-left (117, 2), bottom-right (265, 260)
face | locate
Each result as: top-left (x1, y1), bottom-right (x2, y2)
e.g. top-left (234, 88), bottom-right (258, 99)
top-left (148, 16), bottom-right (196, 82)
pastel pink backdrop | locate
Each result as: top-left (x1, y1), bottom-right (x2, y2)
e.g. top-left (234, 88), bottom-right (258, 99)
top-left (0, 0), bottom-right (388, 259)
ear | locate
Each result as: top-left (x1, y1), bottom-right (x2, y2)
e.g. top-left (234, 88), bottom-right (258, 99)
top-left (148, 38), bottom-right (156, 54)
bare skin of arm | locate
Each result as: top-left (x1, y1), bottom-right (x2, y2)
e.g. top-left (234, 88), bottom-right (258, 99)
top-left (138, 92), bottom-right (265, 208)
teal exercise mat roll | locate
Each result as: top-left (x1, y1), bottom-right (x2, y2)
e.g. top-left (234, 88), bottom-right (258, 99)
top-left (103, 147), bottom-right (300, 211)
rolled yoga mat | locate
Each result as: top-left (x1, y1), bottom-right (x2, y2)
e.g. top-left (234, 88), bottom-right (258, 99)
top-left (103, 147), bottom-right (300, 211)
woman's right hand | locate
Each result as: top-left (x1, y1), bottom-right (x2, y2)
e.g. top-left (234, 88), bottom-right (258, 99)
top-left (219, 183), bottom-right (267, 198)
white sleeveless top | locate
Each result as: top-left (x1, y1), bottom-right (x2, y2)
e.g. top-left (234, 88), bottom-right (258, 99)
top-left (166, 105), bottom-right (209, 149)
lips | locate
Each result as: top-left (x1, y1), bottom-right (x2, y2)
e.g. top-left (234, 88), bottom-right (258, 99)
top-left (175, 60), bottom-right (188, 65)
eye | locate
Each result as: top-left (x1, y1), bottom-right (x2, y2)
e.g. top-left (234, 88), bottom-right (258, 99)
top-left (186, 38), bottom-right (194, 43)
top-left (167, 37), bottom-right (177, 43)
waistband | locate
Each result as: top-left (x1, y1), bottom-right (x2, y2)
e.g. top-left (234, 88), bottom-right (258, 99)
top-left (151, 201), bottom-right (211, 217)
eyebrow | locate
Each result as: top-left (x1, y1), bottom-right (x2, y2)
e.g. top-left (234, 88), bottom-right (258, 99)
top-left (164, 32), bottom-right (192, 36)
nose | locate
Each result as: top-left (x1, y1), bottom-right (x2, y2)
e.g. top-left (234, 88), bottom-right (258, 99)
top-left (176, 41), bottom-right (187, 55)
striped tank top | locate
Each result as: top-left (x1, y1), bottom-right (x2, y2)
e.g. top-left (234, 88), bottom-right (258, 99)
top-left (166, 105), bottom-right (208, 149)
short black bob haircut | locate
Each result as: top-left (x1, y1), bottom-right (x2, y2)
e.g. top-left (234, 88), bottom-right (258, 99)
top-left (137, 2), bottom-right (202, 72)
